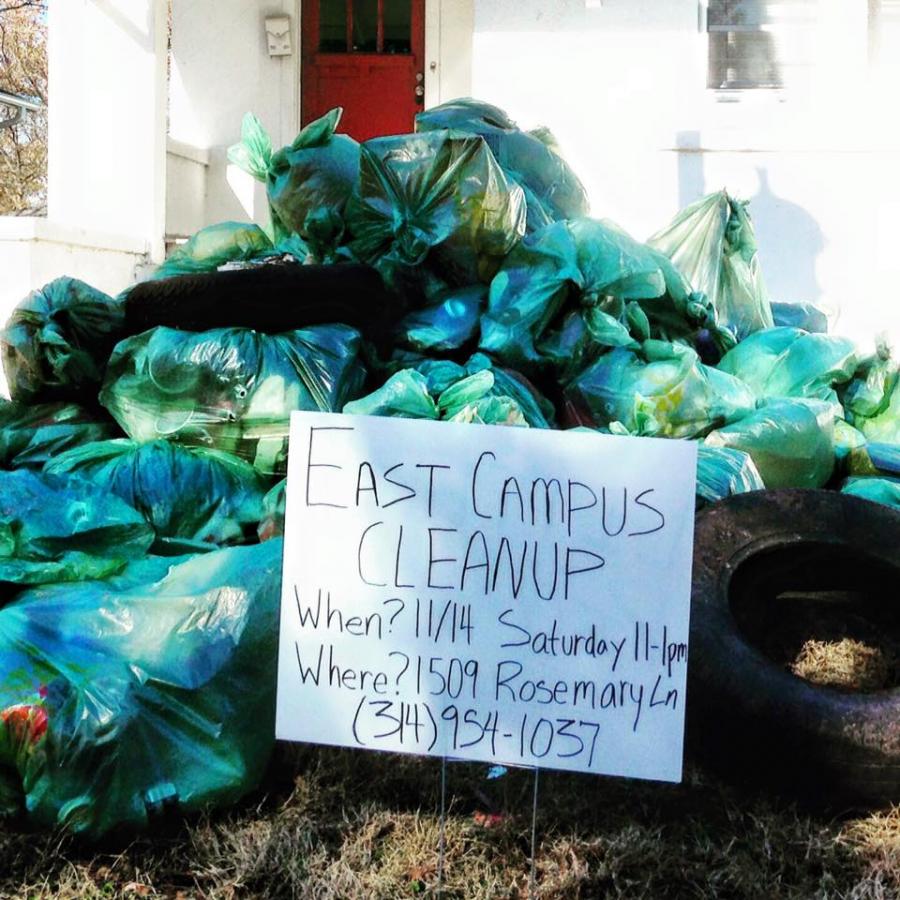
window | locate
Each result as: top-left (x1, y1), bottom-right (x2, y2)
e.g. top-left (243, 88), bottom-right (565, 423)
top-left (319, 0), bottom-right (347, 52)
top-left (319, 0), bottom-right (411, 54)
top-left (707, 0), bottom-right (818, 90)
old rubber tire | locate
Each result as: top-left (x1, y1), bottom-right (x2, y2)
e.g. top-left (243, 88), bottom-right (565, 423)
top-left (688, 489), bottom-right (900, 808)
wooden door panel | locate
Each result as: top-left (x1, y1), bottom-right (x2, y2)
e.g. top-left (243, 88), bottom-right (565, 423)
top-left (302, 0), bottom-right (425, 142)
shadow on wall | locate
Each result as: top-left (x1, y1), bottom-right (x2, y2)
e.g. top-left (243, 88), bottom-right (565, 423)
top-left (750, 167), bottom-right (824, 305)
top-left (676, 133), bottom-right (825, 305)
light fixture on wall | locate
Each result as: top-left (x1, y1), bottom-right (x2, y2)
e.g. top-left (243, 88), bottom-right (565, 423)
top-left (265, 16), bottom-right (292, 57)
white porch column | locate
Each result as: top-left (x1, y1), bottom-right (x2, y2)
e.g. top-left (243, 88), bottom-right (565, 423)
top-left (47, 0), bottom-right (168, 262)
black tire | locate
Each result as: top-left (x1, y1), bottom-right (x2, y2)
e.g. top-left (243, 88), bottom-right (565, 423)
top-left (123, 264), bottom-right (402, 349)
top-left (688, 489), bottom-right (900, 808)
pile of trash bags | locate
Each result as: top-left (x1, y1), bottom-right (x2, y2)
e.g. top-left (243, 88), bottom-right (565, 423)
top-left (1, 98), bottom-right (897, 840)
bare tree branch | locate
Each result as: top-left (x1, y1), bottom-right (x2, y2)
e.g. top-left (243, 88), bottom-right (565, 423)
top-left (0, 2), bottom-right (47, 15)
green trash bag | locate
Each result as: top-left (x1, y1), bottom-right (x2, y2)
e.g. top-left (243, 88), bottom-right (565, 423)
top-left (149, 222), bottom-right (276, 281)
top-left (0, 470), bottom-right (153, 588)
top-left (833, 419), bottom-right (868, 470)
top-left (840, 341), bottom-right (899, 444)
top-left (415, 98), bottom-right (590, 231)
top-left (0, 540), bottom-right (282, 837)
top-left (855, 377), bottom-right (900, 445)
top-left (841, 343), bottom-right (896, 419)
top-left (696, 445), bottom-right (765, 505)
top-left (1, 277), bottom-right (125, 404)
top-left (395, 285), bottom-right (486, 353)
top-left (346, 129), bottom-right (526, 296)
top-left (45, 440), bottom-right (269, 550)
top-left (257, 478), bottom-right (286, 542)
top-left (480, 217), bottom-right (731, 377)
top-left (345, 353), bottom-right (554, 429)
top-left (0, 401), bottom-right (119, 470)
top-left (345, 369), bottom-right (439, 420)
top-left (229, 109), bottom-right (360, 256)
top-left (841, 476), bottom-right (900, 511)
top-left (648, 190), bottom-right (774, 339)
top-left (704, 398), bottom-right (835, 489)
top-left (563, 341), bottom-right (754, 438)
top-left (100, 324), bottom-right (366, 475)
top-left (717, 326), bottom-right (857, 410)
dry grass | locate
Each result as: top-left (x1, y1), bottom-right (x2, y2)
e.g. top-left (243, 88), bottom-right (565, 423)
top-left (843, 806), bottom-right (900, 888)
top-left (792, 638), bottom-right (895, 692)
top-left (1, 745), bottom-right (898, 899)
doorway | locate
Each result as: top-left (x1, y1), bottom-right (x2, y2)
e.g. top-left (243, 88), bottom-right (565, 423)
top-left (301, 0), bottom-right (426, 142)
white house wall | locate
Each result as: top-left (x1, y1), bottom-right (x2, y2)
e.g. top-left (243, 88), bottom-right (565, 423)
top-left (48, 0), bottom-right (167, 260)
top-left (2, 0), bottom-right (167, 357)
top-left (470, 0), bottom-right (900, 347)
top-left (165, 139), bottom-right (210, 239)
top-left (168, 0), bottom-right (301, 228)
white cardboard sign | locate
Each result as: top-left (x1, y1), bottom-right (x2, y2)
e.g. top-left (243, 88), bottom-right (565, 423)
top-left (276, 412), bottom-right (697, 782)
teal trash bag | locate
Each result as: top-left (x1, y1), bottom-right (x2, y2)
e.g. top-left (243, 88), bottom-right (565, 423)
top-left (0, 470), bottom-right (153, 588)
top-left (436, 354), bottom-right (554, 427)
top-left (841, 476), bottom-right (900, 511)
top-left (415, 98), bottom-right (590, 231)
top-left (648, 190), bottom-right (774, 339)
top-left (1, 277), bottom-right (125, 404)
top-left (563, 342), bottom-right (755, 438)
top-left (480, 217), bottom-right (731, 377)
top-left (395, 285), bottom-right (486, 353)
top-left (771, 300), bottom-right (829, 333)
top-left (0, 401), bottom-right (119, 470)
top-left (0, 540), bottom-right (283, 838)
top-left (229, 109), bottom-right (360, 257)
top-left (149, 222), bottom-right (276, 280)
top-left (413, 358), bottom-right (469, 396)
top-left (257, 478), bottom-right (286, 542)
top-left (45, 440), bottom-right (269, 551)
top-left (704, 398), bottom-right (835, 489)
top-left (0, 552), bottom-right (189, 817)
top-left (717, 327), bottom-right (857, 410)
top-left (445, 394), bottom-right (530, 426)
top-left (345, 353), bottom-right (554, 429)
top-left (346, 129), bottom-right (526, 297)
top-left (696, 445), bottom-right (765, 505)
top-left (840, 340), bottom-right (900, 444)
top-left (344, 369), bottom-right (440, 420)
top-left (99, 324), bottom-right (366, 475)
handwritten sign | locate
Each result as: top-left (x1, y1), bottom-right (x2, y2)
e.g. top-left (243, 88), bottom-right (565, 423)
top-left (276, 413), bottom-right (697, 782)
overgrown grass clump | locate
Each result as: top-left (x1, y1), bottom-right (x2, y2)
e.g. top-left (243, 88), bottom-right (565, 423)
top-left (0, 745), bottom-right (897, 898)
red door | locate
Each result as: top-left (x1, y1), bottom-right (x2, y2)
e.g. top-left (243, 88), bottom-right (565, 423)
top-left (301, 0), bottom-right (426, 142)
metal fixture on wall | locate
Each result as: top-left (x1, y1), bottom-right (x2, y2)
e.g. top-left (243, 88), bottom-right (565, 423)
top-left (265, 15), bottom-right (293, 57)
top-left (0, 90), bottom-right (41, 130)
